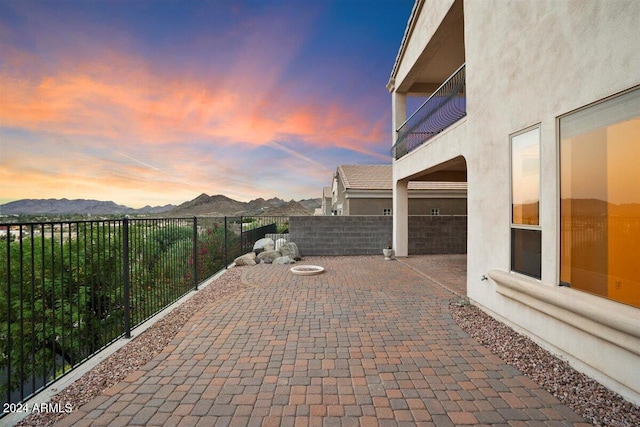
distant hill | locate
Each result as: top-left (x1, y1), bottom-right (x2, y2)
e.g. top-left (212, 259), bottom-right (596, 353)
top-left (167, 194), bottom-right (320, 217)
top-left (0, 198), bottom-right (175, 215)
top-left (1, 195), bottom-right (322, 217)
top-left (258, 200), bottom-right (312, 216)
top-left (298, 198), bottom-right (323, 212)
top-left (169, 194), bottom-right (248, 216)
top-left (245, 197), bottom-right (288, 213)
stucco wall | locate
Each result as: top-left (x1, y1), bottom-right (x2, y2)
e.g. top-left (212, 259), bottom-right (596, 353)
top-left (347, 198), bottom-right (391, 216)
top-left (464, 0), bottom-right (640, 291)
top-left (290, 215), bottom-right (466, 256)
top-left (346, 197), bottom-right (466, 216)
top-left (409, 198), bottom-right (466, 215)
top-left (392, 0), bottom-right (640, 402)
top-left (463, 1), bottom-right (640, 401)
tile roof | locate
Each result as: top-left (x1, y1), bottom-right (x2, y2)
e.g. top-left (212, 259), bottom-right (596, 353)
top-left (337, 164), bottom-right (467, 191)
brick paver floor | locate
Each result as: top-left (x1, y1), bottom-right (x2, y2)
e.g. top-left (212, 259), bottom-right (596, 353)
top-left (397, 255), bottom-right (467, 298)
top-left (55, 256), bottom-right (589, 427)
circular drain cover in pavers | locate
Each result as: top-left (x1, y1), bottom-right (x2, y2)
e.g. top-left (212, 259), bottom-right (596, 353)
top-left (290, 265), bottom-right (325, 276)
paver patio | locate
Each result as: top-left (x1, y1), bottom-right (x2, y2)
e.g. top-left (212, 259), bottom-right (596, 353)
top-left (55, 255), bottom-right (588, 427)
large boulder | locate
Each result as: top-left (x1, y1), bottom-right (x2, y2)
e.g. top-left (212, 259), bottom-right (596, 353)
top-left (273, 255), bottom-right (295, 265)
top-left (279, 242), bottom-right (301, 260)
top-left (234, 252), bottom-right (256, 266)
top-left (257, 250), bottom-right (281, 264)
top-left (253, 238), bottom-right (274, 253)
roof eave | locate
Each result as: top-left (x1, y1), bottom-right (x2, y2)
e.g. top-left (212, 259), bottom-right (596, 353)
top-left (387, 0), bottom-right (425, 92)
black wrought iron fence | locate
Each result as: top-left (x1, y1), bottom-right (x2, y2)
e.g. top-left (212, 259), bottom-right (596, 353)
top-left (0, 215), bottom-right (288, 410)
top-left (240, 216), bottom-right (289, 253)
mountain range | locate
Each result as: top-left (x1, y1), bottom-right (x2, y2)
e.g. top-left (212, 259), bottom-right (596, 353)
top-left (0, 194), bottom-right (321, 217)
top-left (168, 194), bottom-right (317, 216)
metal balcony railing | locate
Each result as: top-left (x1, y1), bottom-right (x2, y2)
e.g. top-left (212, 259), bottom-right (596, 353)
top-left (392, 64), bottom-right (466, 160)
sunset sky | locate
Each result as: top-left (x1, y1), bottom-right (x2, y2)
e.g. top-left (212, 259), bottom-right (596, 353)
top-left (0, 0), bottom-right (414, 208)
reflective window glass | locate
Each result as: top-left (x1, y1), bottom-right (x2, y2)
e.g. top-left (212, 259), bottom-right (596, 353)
top-left (560, 87), bottom-right (640, 308)
top-left (512, 127), bottom-right (540, 225)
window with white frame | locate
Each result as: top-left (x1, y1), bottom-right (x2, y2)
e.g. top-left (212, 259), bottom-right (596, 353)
top-left (383, 208), bottom-right (392, 216)
top-left (511, 125), bottom-right (541, 279)
top-left (431, 208), bottom-right (440, 216)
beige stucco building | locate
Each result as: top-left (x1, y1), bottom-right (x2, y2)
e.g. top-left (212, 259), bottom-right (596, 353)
top-left (389, 0), bottom-right (640, 403)
top-left (330, 164), bottom-right (466, 216)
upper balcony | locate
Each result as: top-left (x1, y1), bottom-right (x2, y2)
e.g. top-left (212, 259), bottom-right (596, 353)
top-left (388, 0), bottom-right (466, 160)
top-left (392, 64), bottom-right (466, 159)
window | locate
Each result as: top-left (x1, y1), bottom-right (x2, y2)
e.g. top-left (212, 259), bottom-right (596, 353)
top-left (560, 87), bottom-right (640, 308)
top-left (383, 208), bottom-right (392, 216)
top-left (511, 126), bottom-right (541, 279)
top-left (431, 208), bottom-right (439, 216)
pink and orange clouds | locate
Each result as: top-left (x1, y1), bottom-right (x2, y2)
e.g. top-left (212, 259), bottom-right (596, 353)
top-left (0, 0), bottom-right (413, 208)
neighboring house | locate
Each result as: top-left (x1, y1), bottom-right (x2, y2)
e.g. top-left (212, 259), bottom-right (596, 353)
top-left (389, 0), bottom-right (639, 403)
top-left (330, 164), bottom-right (466, 216)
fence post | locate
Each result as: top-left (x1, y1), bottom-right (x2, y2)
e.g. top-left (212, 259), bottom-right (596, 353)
top-left (193, 217), bottom-right (198, 291)
top-left (240, 216), bottom-right (244, 254)
top-left (123, 217), bottom-right (131, 339)
top-left (224, 216), bottom-right (228, 269)
top-left (5, 230), bottom-right (12, 404)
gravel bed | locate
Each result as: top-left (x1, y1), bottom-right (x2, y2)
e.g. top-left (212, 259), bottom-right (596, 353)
top-left (450, 301), bottom-right (640, 427)
top-left (16, 267), bottom-right (246, 427)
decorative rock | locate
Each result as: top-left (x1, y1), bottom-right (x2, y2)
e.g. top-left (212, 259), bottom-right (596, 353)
top-left (253, 238), bottom-right (274, 253)
top-left (256, 250), bottom-right (280, 264)
top-left (279, 242), bottom-right (301, 260)
top-left (273, 256), bottom-right (295, 265)
top-left (234, 252), bottom-right (256, 266)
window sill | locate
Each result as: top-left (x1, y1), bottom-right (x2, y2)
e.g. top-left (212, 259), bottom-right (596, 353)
top-left (488, 270), bottom-right (640, 357)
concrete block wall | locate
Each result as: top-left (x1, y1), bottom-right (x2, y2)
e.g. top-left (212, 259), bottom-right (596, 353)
top-left (408, 215), bottom-right (467, 254)
top-left (290, 216), bottom-right (393, 256)
top-left (290, 216), bottom-right (466, 256)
